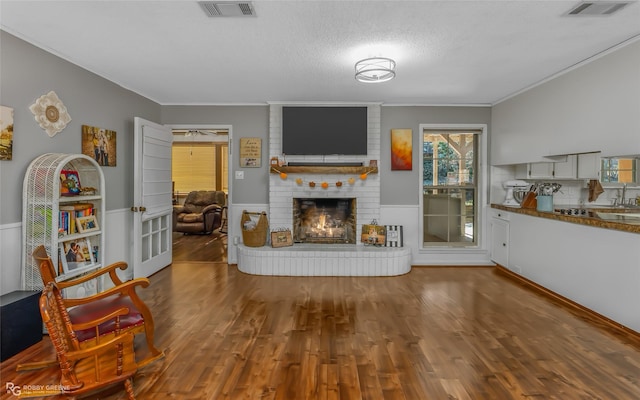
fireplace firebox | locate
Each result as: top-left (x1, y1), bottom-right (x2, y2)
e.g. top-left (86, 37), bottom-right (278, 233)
top-left (293, 198), bottom-right (356, 244)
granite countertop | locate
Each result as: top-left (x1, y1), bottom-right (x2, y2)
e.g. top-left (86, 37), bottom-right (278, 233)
top-left (491, 204), bottom-right (640, 234)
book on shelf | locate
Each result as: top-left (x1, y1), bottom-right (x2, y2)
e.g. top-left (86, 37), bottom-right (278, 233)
top-left (58, 203), bottom-right (94, 236)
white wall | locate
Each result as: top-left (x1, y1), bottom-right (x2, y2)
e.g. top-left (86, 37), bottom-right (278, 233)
top-left (491, 39), bottom-right (640, 165)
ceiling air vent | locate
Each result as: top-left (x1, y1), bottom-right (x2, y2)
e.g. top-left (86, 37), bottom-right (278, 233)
top-left (199, 1), bottom-right (256, 17)
top-left (564, 1), bottom-right (631, 16)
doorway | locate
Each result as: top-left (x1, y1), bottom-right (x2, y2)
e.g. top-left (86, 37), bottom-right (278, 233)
top-left (171, 125), bottom-right (231, 263)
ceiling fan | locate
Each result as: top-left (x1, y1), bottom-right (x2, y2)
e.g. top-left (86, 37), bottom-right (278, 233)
top-left (173, 129), bottom-right (228, 137)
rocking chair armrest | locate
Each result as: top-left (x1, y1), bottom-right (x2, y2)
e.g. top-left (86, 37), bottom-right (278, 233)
top-left (62, 278), bottom-right (150, 307)
top-left (56, 262), bottom-right (130, 289)
top-left (65, 332), bottom-right (135, 362)
top-left (70, 307), bottom-right (130, 331)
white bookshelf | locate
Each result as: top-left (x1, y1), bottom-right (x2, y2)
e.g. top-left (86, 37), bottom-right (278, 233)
top-left (22, 153), bottom-right (106, 296)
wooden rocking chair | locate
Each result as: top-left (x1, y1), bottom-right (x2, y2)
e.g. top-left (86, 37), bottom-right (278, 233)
top-left (17, 245), bottom-right (164, 371)
top-left (39, 281), bottom-right (138, 399)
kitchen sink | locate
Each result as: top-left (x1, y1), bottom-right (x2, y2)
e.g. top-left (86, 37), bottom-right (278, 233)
top-left (596, 212), bottom-right (640, 224)
top-left (611, 213), bottom-right (640, 218)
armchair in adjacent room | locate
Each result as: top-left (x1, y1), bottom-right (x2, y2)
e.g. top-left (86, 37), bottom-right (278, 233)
top-left (173, 190), bottom-right (226, 235)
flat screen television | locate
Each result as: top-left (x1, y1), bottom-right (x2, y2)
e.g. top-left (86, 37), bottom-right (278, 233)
top-left (282, 106), bottom-right (368, 155)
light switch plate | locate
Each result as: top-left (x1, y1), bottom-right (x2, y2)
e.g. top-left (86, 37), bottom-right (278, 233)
top-left (235, 171), bottom-right (244, 179)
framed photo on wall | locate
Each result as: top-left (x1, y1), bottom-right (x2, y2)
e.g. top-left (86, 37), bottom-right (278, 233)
top-left (0, 105), bottom-right (14, 161)
top-left (81, 124), bottom-right (117, 167)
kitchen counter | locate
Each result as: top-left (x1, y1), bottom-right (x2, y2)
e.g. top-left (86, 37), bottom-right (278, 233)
top-left (491, 204), bottom-right (640, 234)
top-left (490, 203), bottom-right (640, 333)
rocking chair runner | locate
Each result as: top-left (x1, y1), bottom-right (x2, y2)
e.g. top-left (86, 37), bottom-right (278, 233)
top-left (17, 245), bottom-right (164, 371)
top-left (39, 281), bottom-right (138, 399)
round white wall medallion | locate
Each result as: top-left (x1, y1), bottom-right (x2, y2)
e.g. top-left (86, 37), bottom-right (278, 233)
top-left (29, 91), bottom-right (72, 137)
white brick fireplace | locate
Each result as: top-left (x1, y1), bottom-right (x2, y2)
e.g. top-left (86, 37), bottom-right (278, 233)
top-left (237, 104), bottom-right (411, 276)
top-left (267, 104), bottom-right (381, 235)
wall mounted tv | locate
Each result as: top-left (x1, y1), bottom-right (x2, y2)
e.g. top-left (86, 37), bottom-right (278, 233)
top-left (282, 106), bottom-right (368, 155)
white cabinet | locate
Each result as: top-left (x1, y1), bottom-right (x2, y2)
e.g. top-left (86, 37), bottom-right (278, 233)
top-left (551, 155), bottom-right (577, 179)
top-left (508, 212), bottom-right (640, 332)
top-left (577, 152), bottom-right (601, 179)
top-left (527, 162), bottom-right (554, 179)
top-left (490, 210), bottom-right (510, 267)
top-left (515, 155), bottom-right (577, 179)
top-left (22, 153), bottom-right (106, 293)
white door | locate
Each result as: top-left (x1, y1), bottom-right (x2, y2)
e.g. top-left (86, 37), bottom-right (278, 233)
top-left (133, 117), bottom-right (173, 278)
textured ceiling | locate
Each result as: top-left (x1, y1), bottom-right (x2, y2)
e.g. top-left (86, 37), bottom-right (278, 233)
top-left (1, 0), bottom-right (639, 105)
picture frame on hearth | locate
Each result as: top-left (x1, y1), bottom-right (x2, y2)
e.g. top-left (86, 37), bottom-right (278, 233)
top-left (361, 224), bottom-right (386, 246)
top-left (271, 229), bottom-right (293, 248)
top-left (384, 225), bottom-right (403, 247)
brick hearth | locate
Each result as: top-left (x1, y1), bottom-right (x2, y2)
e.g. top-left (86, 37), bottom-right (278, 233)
top-left (237, 244), bottom-right (411, 276)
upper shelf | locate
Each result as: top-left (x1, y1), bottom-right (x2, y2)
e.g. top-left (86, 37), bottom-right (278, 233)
top-left (270, 165), bottom-right (378, 174)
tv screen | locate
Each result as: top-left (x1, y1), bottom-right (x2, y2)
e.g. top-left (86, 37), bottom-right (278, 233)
top-left (282, 107), bottom-right (368, 155)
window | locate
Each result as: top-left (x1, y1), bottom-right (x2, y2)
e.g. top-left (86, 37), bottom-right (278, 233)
top-left (601, 157), bottom-right (638, 184)
top-left (422, 130), bottom-right (478, 246)
top-left (172, 142), bottom-right (228, 195)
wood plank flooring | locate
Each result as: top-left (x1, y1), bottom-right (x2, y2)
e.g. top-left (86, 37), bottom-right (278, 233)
top-left (172, 231), bottom-right (227, 263)
top-left (2, 235), bottom-right (639, 399)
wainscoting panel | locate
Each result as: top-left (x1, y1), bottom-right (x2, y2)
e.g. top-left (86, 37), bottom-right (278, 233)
top-left (0, 222), bottom-right (22, 296)
top-left (0, 209), bottom-right (132, 296)
top-left (380, 204), bottom-right (492, 266)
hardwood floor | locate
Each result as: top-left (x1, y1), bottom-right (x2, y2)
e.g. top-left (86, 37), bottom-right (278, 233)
top-left (172, 231), bottom-right (227, 263)
top-left (2, 238), bottom-right (639, 399)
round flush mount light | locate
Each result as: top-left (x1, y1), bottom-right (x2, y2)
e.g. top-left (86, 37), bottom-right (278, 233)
top-left (355, 57), bottom-right (396, 83)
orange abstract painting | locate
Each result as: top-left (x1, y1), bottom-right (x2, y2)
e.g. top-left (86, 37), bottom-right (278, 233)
top-left (390, 129), bottom-right (412, 170)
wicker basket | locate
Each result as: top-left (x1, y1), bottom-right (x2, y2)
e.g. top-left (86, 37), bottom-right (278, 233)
top-left (241, 210), bottom-right (268, 247)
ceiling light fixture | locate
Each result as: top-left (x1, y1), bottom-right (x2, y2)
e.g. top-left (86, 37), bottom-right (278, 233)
top-left (355, 57), bottom-right (396, 83)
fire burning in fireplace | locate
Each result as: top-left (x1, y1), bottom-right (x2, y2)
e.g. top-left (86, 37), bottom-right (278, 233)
top-left (293, 198), bottom-right (356, 244)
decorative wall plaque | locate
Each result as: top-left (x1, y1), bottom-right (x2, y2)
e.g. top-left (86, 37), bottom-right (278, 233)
top-left (29, 91), bottom-right (72, 137)
top-left (239, 137), bottom-right (261, 167)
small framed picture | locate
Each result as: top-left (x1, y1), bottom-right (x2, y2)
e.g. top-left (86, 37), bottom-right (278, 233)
top-left (60, 169), bottom-right (82, 196)
top-left (60, 169), bottom-right (81, 188)
top-left (59, 238), bottom-right (97, 275)
top-left (361, 224), bottom-right (386, 246)
top-left (76, 215), bottom-right (99, 233)
top-left (384, 225), bottom-right (403, 247)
